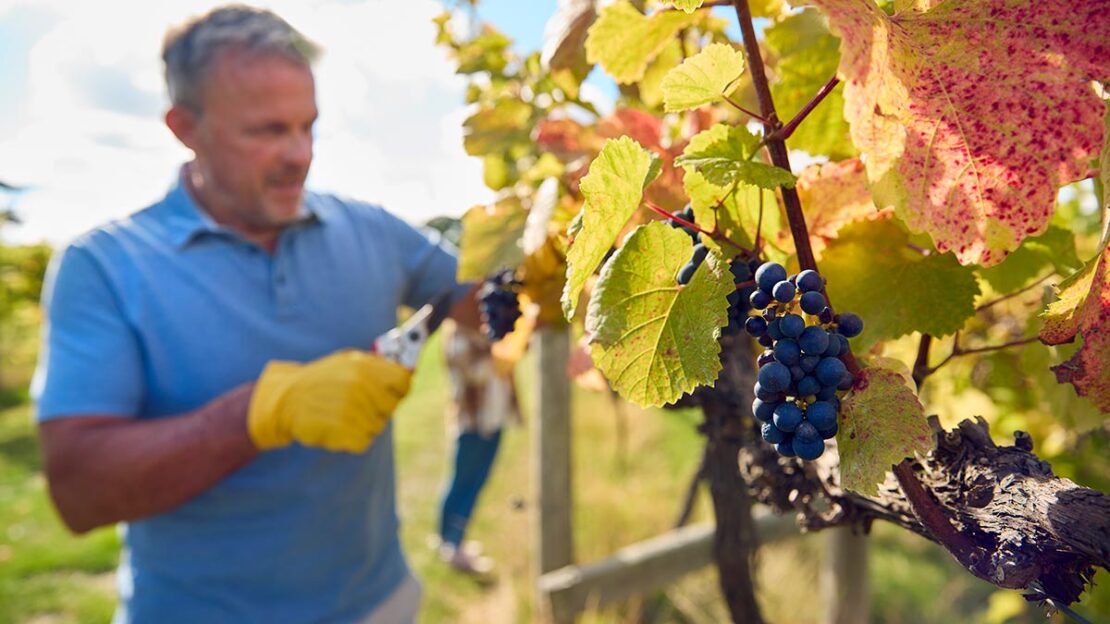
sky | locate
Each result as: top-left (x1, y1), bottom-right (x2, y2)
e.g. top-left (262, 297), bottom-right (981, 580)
top-left (0, 0), bottom-right (593, 246)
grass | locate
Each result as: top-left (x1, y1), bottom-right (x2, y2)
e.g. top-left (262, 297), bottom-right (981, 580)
top-left (0, 332), bottom-right (1107, 622)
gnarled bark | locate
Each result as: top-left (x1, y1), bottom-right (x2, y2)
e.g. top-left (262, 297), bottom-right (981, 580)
top-left (737, 414), bottom-right (1110, 607)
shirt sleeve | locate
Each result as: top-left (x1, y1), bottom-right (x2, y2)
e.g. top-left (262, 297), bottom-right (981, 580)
top-left (377, 210), bottom-right (474, 310)
top-left (31, 244), bottom-right (145, 421)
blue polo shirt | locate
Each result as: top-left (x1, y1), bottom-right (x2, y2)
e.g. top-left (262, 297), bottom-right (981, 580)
top-left (32, 173), bottom-right (467, 623)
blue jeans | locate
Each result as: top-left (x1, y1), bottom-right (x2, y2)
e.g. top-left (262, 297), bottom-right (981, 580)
top-left (439, 430), bottom-right (502, 546)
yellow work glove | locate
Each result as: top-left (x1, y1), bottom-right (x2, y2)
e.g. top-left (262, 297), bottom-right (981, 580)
top-left (247, 350), bottom-right (413, 453)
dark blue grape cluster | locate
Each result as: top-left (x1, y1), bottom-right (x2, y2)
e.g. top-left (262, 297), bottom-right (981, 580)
top-left (667, 205), bottom-right (756, 337)
top-left (746, 262), bottom-right (864, 461)
top-left (477, 270), bottom-right (521, 341)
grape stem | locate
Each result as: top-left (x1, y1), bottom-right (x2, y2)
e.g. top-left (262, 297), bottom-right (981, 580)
top-left (735, 279), bottom-right (755, 289)
top-left (975, 271), bottom-right (1054, 314)
top-left (921, 332), bottom-right (1042, 378)
top-left (643, 200), bottom-right (752, 254)
top-left (723, 94), bottom-right (771, 124)
top-left (731, 0), bottom-right (860, 376)
top-left (767, 76), bottom-right (841, 142)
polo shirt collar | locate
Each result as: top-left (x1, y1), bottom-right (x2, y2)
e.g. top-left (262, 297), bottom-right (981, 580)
top-left (161, 166), bottom-right (324, 249)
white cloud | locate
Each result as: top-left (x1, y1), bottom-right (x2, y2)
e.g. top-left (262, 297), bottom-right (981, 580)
top-left (0, 0), bottom-right (495, 245)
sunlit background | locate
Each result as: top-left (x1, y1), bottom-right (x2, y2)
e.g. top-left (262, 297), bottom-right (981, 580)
top-left (0, 0), bottom-right (615, 246)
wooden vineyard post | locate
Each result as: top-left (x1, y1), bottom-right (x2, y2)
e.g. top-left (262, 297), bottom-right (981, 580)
top-left (821, 527), bottom-right (870, 624)
top-left (532, 325), bottom-right (574, 622)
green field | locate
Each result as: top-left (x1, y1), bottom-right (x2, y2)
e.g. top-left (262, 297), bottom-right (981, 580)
top-left (0, 335), bottom-right (1105, 623)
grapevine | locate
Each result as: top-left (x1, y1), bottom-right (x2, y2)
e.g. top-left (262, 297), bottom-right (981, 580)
top-left (437, 0), bottom-right (1110, 618)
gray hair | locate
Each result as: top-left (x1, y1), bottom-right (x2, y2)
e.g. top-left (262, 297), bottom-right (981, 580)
top-left (162, 4), bottom-right (321, 111)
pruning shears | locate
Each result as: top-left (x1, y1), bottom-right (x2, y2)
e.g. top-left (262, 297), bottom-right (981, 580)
top-left (372, 291), bottom-right (454, 369)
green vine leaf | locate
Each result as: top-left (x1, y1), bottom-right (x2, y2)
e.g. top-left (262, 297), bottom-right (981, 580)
top-left (684, 171), bottom-right (791, 262)
top-left (820, 218), bottom-right (979, 349)
top-left (562, 137), bottom-right (660, 319)
top-left (586, 222), bottom-right (732, 407)
top-left (675, 123), bottom-right (796, 189)
top-left (765, 9), bottom-right (855, 160)
top-left (662, 43), bottom-right (746, 112)
top-left (812, 0), bottom-right (1107, 266)
top-left (667, 0), bottom-right (704, 12)
top-left (585, 0), bottom-right (699, 84)
top-left (457, 199), bottom-right (528, 282)
top-left (976, 225), bottom-right (1080, 295)
top-left (462, 99), bottom-right (532, 156)
top-left (839, 364), bottom-right (932, 497)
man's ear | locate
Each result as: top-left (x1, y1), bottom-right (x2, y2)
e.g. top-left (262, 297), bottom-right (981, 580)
top-left (165, 105), bottom-right (200, 151)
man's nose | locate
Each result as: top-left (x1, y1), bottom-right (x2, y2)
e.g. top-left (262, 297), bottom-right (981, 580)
top-left (283, 130), bottom-right (313, 168)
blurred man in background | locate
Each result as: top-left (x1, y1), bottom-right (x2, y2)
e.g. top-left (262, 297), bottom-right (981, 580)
top-left (32, 5), bottom-right (475, 623)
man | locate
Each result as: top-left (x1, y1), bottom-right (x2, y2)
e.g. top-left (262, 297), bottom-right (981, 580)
top-left (32, 5), bottom-right (476, 623)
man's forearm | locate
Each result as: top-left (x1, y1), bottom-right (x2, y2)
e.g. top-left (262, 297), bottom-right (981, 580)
top-left (39, 383), bottom-right (260, 533)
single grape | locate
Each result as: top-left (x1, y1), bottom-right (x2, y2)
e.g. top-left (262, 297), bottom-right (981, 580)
top-left (773, 339), bottom-right (801, 366)
top-left (750, 289), bottom-right (772, 310)
top-left (796, 269), bottom-right (823, 293)
top-left (753, 398), bottom-right (778, 423)
top-left (792, 436), bottom-right (825, 461)
top-left (758, 361), bottom-right (792, 393)
top-left (773, 402), bottom-right (804, 432)
top-left (816, 385), bottom-right (838, 401)
top-left (805, 400), bottom-right (837, 431)
top-left (757, 334), bottom-right (774, 348)
top-left (822, 332), bottom-right (842, 357)
top-left (818, 306), bottom-right (834, 325)
top-left (837, 312), bottom-right (864, 338)
top-left (815, 357), bottom-right (848, 386)
top-left (799, 291), bottom-right (827, 315)
top-left (798, 326), bottom-right (830, 355)
top-left (745, 316), bottom-right (768, 337)
top-left (754, 382), bottom-right (784, 403)
top-left (817, 421), bottom-right (838, 439)
top-left (780, 314), bottom-right (805, 338)
top-left (800, 355), bottom-right (820, 373)
top-left (755, 262), bottom-right (788, 292)
top-left (772, 280), bottom-right (796, 303)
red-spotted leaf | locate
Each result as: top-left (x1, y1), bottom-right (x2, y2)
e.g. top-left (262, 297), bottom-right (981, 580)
top-left (838, 364), bottom-right (933, 497)
top-left (812, 0), bottom-right (1108, 267)
top-left (1038, 105), bottom-right (1110, 413)
top-left (1039, 240), bottom-right (1110, 413)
